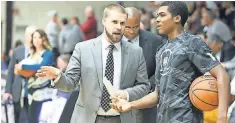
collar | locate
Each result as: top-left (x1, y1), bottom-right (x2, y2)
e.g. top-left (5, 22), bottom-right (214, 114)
top-left (102, 34), bottom-right (121, 51)
top-left (122, 35), bottom-right (139, 42)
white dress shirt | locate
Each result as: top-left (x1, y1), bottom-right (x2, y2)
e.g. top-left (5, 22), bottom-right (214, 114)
top-left (122, 35), bottom-right (140, 46)
top-left (25, 44), bottom-right (30, 58)
top-left (97, 35), bottom-right (122, 115)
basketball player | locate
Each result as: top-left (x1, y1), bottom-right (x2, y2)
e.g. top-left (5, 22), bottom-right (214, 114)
top-left (112, 2), bottom-right (230, 123)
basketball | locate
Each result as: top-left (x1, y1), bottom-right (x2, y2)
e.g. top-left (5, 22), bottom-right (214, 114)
top-left (189, 75), bottom-right (218, 111)
top-left (18, 70), bottom-right (36, 78)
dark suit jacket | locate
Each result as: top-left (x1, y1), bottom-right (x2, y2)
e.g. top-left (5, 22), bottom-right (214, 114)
top-left (139, 29), bottom-right (162, 90)
top-left (220, 41), bottom-right (235, 62)
top-left (138, 30), bottom-right (162, 123)
top-left (5, 45), bottom-right (26, 102)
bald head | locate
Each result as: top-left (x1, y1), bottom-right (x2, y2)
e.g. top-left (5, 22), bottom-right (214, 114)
top-left (124, 7), bottom-right (141, 40)
top-left (125, 7), bottom-right (141, 20)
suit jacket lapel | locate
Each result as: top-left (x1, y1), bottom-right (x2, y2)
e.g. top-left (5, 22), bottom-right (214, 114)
top-left (91, 36), bottom-right (103, 89)
top-left (120, 41), bottom-right (130, 85)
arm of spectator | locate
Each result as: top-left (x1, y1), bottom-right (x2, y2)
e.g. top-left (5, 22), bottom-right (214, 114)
top-left (223, 56), bottom-right (235, 69)
top-left (22, 51), bottom-right (53, 70)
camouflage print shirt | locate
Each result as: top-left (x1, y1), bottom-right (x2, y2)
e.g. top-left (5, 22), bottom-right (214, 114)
top-left (155, 32), bottom-right (220, 123)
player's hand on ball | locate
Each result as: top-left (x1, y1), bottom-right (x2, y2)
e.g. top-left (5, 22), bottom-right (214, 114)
top-left (216, 117), bottom-right (227, 123)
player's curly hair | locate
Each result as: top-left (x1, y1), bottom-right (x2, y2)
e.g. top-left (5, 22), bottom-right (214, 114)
top-left (160, 1), bottom-right (189, 27)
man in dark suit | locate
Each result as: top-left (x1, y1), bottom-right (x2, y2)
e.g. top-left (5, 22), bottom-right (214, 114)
top-left (3, 25), bottom-right (36, 123)
top-left (122, 7), bottom-right (162, 123)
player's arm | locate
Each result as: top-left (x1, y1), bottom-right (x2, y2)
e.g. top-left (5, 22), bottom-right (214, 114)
top-left (209, 64), bottom-right (230, 120)
top-left (112, 89), bottom-right (158, 112)
top-left (131, 89), bottom-right (158, 109)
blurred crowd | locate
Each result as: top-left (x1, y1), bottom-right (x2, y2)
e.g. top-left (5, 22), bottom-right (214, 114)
top-left (1, 1), bottom-right (235, 123)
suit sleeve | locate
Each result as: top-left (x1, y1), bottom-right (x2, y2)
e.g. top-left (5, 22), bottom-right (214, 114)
top-left (5, 49), bottom-right (17, 93)
top-left (54, 43), bottom-right (81, 92)
top-left (125, 48), bottom-right (151, 101)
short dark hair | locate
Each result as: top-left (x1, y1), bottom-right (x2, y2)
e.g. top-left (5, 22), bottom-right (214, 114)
top-left (71, 16), bottom-right (79, 23)
top-left (62, 18), bottom-right (68, 25)
top-left (160, 1), bottom-right (188, 26)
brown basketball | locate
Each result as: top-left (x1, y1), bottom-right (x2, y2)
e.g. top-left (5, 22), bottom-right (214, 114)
top-left (18, 70), bottom-right (36, 78)
top-left (189, 75), bottom-right (218, 111)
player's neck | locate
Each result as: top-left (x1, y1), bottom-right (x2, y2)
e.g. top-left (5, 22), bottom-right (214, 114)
top-left (168, 26), bottom-right (184, 40)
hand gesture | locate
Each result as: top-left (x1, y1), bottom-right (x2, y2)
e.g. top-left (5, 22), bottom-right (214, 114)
top-left (113, 90), bottom-right (128, 100)
top-left (3, 93), bottom-right (13, 101)
top-left (111, 97), bottom-right (132, 112)
top-left (35, 66), bottom-right (60, 80)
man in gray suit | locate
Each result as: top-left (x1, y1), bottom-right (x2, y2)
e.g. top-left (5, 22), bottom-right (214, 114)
top-left (4, 25), bottom-right (36, 123)
top-left (122, 7), bottom-right (162, 123)
top-left (36, 4), bottom-right (150, 123)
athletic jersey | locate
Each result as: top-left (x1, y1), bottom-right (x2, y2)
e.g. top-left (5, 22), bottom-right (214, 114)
top-left (155, 32), bottom-right (220, 123)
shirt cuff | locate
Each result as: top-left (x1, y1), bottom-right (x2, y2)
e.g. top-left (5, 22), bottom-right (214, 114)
top-left (51, 70), bottom-right (62, 86)
top-left (125, 90), bottom-right (129, 101)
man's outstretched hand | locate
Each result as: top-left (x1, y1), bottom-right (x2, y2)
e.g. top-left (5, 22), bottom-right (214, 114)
top-left (111, 97), bottom-right (132, 112)
top-left (36, 66), bottom-right (60, 80)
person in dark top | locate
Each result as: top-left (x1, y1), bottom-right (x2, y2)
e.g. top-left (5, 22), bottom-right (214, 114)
top-left (112, 2), bottom-right (230, 123)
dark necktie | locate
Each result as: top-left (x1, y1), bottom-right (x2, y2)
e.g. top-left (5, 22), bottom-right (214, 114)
top-left (100, 45), bottom-right (115, 112)
top-left (128, 40), bottom-right (132, 43)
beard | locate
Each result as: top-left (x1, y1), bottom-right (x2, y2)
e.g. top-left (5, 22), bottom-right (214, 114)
top-left (105, 27), bottom-right (123, 43)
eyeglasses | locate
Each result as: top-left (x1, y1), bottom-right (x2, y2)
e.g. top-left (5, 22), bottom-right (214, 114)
top-left (125, 25), bottom-right (140, 31)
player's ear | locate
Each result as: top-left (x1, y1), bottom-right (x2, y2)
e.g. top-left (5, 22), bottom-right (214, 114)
top-left (174, 15), bottom-right (181, 24)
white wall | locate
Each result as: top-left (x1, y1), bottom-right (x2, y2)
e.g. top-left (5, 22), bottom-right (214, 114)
top-left (1, 1), bottom-right (6, 52)
top-left (1, 1), bottom-right (148, 52)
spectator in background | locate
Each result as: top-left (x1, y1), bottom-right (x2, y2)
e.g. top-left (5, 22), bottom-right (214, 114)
top-left (6, 40), bottom-right (23, 66)
top-left (58, 18), bottom-right (84, 55)
top-left (1, 52), bottom-right (8, 71)
top-left (70, 16), bottom-right (85, 42)
top-left (46, 10), bottom-right (60, 66)
top-left (222, 39), bottom-right (235, 79)
top-left (14, 29), bottom-right (54, 123)
top-left (4, 25), bottom-right (37, 123)
top-left (140, 8), bottom-right (151, 31)
top-left (81, 5), bottom-right (97, 40)
top-left (70, 16), bottom-right (80, 26)
top-left (201, 9), bottom-right (235, 78)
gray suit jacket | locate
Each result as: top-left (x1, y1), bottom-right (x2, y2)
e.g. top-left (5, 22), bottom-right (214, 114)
top-left (54, 35), bottom-right (150, 123)
top-left (5, 45), bottom-right (26, 102)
